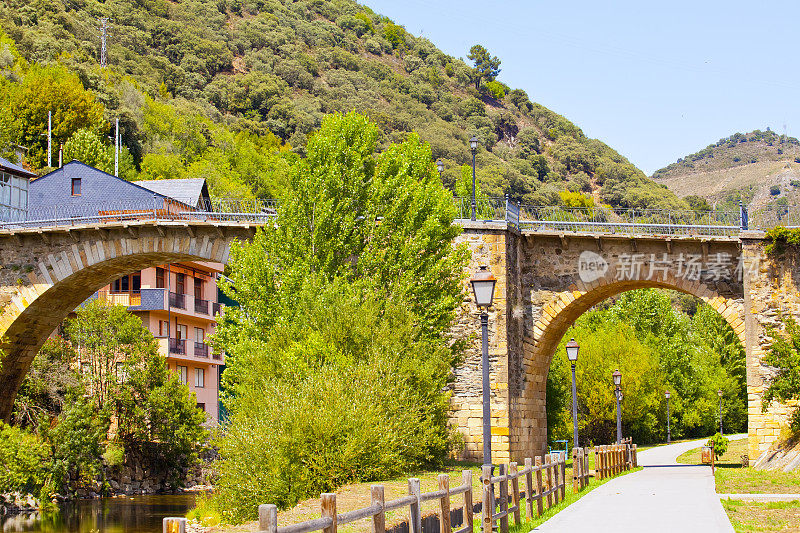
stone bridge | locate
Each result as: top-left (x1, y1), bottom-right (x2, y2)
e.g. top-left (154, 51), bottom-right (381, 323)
top-left (0, 218), bottom-right (794, 464)
top-left (0, 220), bottom-right (255, 419)
top-left (453, 222), bottom-right (795, 463)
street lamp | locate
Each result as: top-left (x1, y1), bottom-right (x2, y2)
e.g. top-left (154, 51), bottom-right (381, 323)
top-left (471, 265), bottom-right (496, 467)
top-left (718, 389), bottom-right (723, 436)
top-left (565, 338), bottom-right (580, 449)
top-left (665, 391), bottom-right (671, 443)
top-left (469, 135), bottom-right (478, 221)
top-left (613, 369), bottom-right (622, 444)
top-left (436, 159), bottom-right (444, 177)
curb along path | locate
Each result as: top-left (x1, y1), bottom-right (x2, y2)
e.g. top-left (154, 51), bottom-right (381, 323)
top-left (532, 435), bottom-right (747, 533)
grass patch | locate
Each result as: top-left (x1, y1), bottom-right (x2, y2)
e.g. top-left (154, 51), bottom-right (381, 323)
top-left (677, 439), bottom-right (800, 494)
top-left (722, 499), bottom-right (800, 532)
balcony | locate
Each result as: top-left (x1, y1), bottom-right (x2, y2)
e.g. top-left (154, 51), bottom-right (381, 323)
top-left (194, 298), bottom-right (209, 315)
top-left (212, 350), bottom-right (222, 361)
top-left (97, 290), bottom-right (141, 307)
top-left (169, 292), bottom-right (186, 309)
top-left (169, 338), bottom-right (186, 355)
top-left (194, 342), bottom-right (209, 358)
top-left (213, 303), bottom-right (222, 316)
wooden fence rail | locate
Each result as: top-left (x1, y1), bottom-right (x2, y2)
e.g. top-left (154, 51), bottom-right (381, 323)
top-left (594, 439), bottom-right (637, 481)
top-left (167, 442), bottom-right (639, 533)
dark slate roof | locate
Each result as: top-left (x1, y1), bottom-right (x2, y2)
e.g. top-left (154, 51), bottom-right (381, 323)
top-left (132, 178), bottom-right (209, 207)
top-left (0, 156), bottom-right (36, 178)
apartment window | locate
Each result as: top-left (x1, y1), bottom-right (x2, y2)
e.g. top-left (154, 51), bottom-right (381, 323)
top-left (177, 365), bottom-right (188, 385)
top-left (111, 273), bottom-right (141, 293)
top-left (176, 323), bottom-right (188, 341)
top-left (194, 278), bottom-right (203, 300)
top-left (71, 177), bottom-right (81, 196)
top-left (175, 273), bottom-right (186, 294)
top-left (156, 267), bottom-right (165, 289)
top-left (194, 327), bottom-right (204, 343)
top-left (195, 368), bottom-right (205, 388)
top-left (197, 403), bottom-right (205, 412)
top-left (158, 320), bottom-right (170, 337)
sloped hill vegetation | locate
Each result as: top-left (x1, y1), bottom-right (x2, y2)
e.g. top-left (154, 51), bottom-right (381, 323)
top-left (0, 0), bottom-right (684, 208)
top-left (652, 129), bottom-right (800, 212)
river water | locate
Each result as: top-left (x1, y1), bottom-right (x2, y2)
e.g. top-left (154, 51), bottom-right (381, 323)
top-left (0, 494), bottom-right (197, 533)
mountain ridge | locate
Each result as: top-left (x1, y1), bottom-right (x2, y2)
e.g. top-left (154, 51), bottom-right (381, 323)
top-left (0, 0), bottom-right (685, 209)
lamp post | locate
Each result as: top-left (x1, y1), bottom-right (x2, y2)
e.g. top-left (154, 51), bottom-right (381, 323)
top-left (565, 338), bottom-right (580, 449)
top-left (665, 391), bottom-right (671, 443)
top-left (471, 265), bottom-right (497, 467)
top-left (469, 136), bottom-right (478, 221)
top-left (718, 389), bottom-right (723, 436)
top-left (613, 369), bottom-right (622, 444)
top-left (436, 159), bottom-right (444, 178)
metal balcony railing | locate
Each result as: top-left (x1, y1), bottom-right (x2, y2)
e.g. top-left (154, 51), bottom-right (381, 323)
top-left (213, 303), bottom-right (222, 316)
top-left (169, 338), bottom-right (186, 355)
top-left (169, 292), bottom-right (185, 309)
top-left (194, 298), bottom-right (209, 315)
top-left (212, 350), bottom-right (222, 361)
top-left (194, 342), bottom-right (208, 358)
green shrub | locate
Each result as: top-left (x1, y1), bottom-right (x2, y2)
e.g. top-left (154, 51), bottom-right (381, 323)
top-left (485, 80), bottom-right (506, 99)
top-left (0, 423), bottom-right (50, 495)
top-left (708, 433), bottom-right (729, 459)
top-left (770, 185), bottom-right (781, 196)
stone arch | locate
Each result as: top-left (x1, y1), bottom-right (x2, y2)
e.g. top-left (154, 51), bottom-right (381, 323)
top-left (513, 274), bottom-right (746, 460)
top-left (532, 277), bottom-right (746, 372)
top-left (0, 223), bottom-right (254, 421)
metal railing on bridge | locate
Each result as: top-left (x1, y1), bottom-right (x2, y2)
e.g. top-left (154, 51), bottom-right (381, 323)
top-left (455, 196), bottom-right (751, 237)
top-left (0, 197), bottom-right (278, 230)
top-left (1, 194), bottom-right (795, 237)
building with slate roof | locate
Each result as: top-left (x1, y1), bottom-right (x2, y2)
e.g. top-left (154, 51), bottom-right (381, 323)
top-left (0, 156), bottom-right (37, 222)
top-left (30, 160), bottom-right (224, 421)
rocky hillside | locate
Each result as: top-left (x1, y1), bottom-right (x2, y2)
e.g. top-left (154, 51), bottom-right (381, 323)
top-left (652, 129), bottom-right (800, 212)
top-left (0, 0), bottom-right (685, 208)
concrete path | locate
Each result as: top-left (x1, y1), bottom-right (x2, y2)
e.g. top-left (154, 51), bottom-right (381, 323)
top-left (533, 434), bottom-right (747, 533)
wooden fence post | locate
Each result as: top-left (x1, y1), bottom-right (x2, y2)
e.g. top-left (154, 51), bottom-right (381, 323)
top-left (524, 458), bottom-right (534, 518)
top-left (258, 504), bottom-right (278, 533)
top-left (560, 452), bottom-right (567, 499)
top-left (509, 462), bottom-right (521, 525)
top-left (437, 474), bottom-right (450, 533)
top-left (582, 449), bottom-right (588, 488)
top-left (163, 518), bottom-right (186, 533)
top-left (632, 444), bottom-right (638, 468)
top-left (545, 455), bottom-right (553, 508)
top-left (534, 456), bottom-right (544, 516)
top-left (549, 454), bottom-right (560, 505)
top-left (572, 448), bottom-right (580, 493)
top-left (481, 464), bottom-right (493, 533)
top-left (321, 494), bottom-right (337, 533)
top-left (463, 470), bottom-right (474, 532)
top-left (371, 485), bottom-right (385, 533)
top-left (408, 478), bottom-right (421, 533)
top-left (498, 464), bottom-right (509, 533)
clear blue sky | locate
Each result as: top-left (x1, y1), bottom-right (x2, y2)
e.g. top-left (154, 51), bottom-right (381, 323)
top-left (361, 0), bottom-right (800, 175)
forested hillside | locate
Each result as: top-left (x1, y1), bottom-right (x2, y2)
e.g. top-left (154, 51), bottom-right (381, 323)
top-left (0, 0), bottom-right (685, 208)
top-left (652, 129), bottom-right (800, 213)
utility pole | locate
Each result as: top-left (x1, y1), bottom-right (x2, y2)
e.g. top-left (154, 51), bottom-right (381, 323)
top-left (47, 110), bottom-right (52, 168)
top-left (114, 118), bottom-right (119, 177)
top-left (99, 17), bottom-right (110, 68)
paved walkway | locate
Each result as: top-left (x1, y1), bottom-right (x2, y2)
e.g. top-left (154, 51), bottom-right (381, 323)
top-left (533, 434), bottom-right (747, 533)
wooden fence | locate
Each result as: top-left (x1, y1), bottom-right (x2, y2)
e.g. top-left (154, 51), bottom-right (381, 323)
top-left (595, 439), bottom-right (637, 481)
top-left (166, 441), bottom-right (639, 533)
